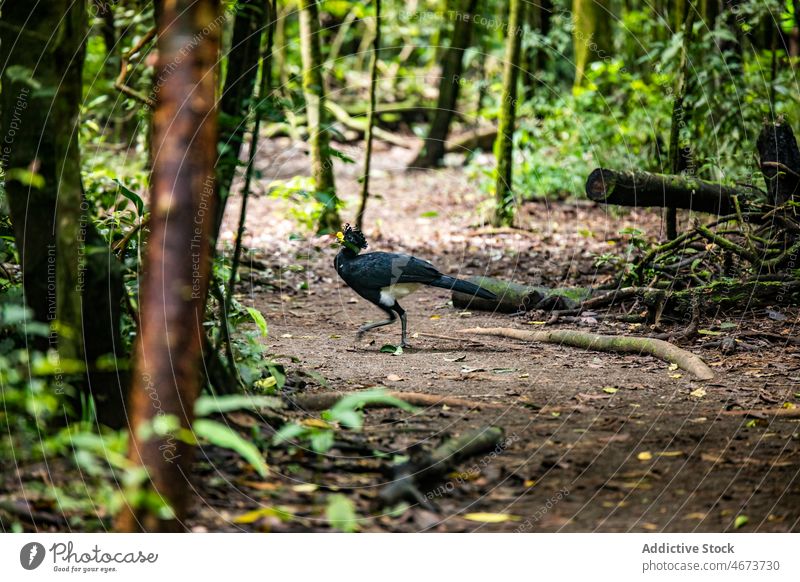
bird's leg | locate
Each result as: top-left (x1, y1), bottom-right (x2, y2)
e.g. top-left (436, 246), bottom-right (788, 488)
top-left (394, 304), bottom-right (410, 348)
top-left (356, 307), bottom-right (396, 341)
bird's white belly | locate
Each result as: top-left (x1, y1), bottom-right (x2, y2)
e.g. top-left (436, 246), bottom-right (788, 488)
top-left (379, 283), bottom-right (420, 306)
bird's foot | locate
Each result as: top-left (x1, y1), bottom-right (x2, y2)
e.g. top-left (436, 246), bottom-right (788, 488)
top-left (400, 340), bottom-right (411, 349)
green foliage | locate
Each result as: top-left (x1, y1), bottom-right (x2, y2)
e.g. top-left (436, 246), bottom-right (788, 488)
top-left (272, 388), bottom-right (414, 453)
top-left (325, 493), bottom-right (359, 532)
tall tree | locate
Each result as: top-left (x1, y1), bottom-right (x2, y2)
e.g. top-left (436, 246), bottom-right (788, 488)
top-left (493, 0), bottom-right (525, 226)
top-left (0, 1), bottom-right (127, 427)
top-left (571, 0), bottom-right (612, 88)
top-left (116, 0), bottom-right (220, 532)
top-left (229, 0), bottom-right (277, 301)
top-left (298, 0), bottom-right (340, 233)
top-left (411, 0), bottom-right (479, 169)
top-left (356, 0), bottom-right (381, 230)
top-left (665, 0), bottom-right (696, 240)
top-left (522, 0), bottom-right (552, 101)
top-left (214, 0), bottom-right (269, 240)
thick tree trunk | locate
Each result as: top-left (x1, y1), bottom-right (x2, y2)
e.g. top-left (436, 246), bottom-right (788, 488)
top-left (0, 1), bottom-right (127, 427)
top-left (756, 119), bottom-right (800, 205)
top-left (410, 0), bottom-right (479, 169)
top-left (356, 0), bottom-right (381, 230)
top-left (215, 0), bottom-right (268, 239)
top-left (116, 0), bottom-right (220, 532)
top-left (298, 0), bottom-right (340, 233)
top-left (571, 0), bottom-right (612, 87)
top-left (493, 0), bottom-right (525, 226)
top-left (585, 168), bottom-right (759, 214)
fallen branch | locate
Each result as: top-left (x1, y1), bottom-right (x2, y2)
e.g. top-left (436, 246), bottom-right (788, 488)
top-left (585, 168), bottom-right (760, 214)
top-left (458, 327), bottom-right (715, 380)
top-left (288, 390), bottom-right (499, 411)
top-left (379, 426), bottom-right (505, 507)
top-left (325, 101), bottom-right (413, 148)
top-left (721, 407), bottom-right (800, 419)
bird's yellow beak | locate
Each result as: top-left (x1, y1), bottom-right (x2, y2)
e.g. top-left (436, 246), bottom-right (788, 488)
top-left (336, 231), bottom-right (344, 241)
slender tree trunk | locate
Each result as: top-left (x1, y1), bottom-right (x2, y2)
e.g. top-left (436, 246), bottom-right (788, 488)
top-left (522, 0), bottom-right (551, 102)
top-left (571, 0), bottom-right (612, 88)
top-left (116, 0), bottom-right (220, 533)
top-left (298, 0), bottom-right (340, 233)
top-left (665, 1), bottom-right (696, 240)
top-left (492, 0), bottom-right (525, 226)
top-left (0, 1), bottom-right (127, 427)
top-left (356, 0), bottom-right (381, 230)
top-left (229, 0), bottom-right (277, 300)
top-left (410, 0), bottom-right (479, 169)
top-left (214, 0), bottom-right (269, 240)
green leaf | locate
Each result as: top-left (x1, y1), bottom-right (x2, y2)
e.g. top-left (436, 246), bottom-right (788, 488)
top-left (5, 168), bottom-right (45, 189)
top-left (272, 422), bottom-right (309, 446)
top-left (380, 344), bottom-right (403, 356)
top-left (326, 494), bottom-right (358, 532)
top-left (193, 419), bottom-right (268, 477)
top-left (194, 394), bottom-right (283, 417)
top-left (113, 179), bottom-right (145, 216)
top-left (328, 388), bottom-right (414, 431)
top-left (310, 429), bottom-right (335, 453)
top-left (246, 307), bottom-right (269, 337)
top-left (733, 514), bottom-right (749, 529)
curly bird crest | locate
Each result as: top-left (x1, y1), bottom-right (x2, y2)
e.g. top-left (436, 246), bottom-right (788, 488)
top-left (336, 224), bottom-right (368, 252)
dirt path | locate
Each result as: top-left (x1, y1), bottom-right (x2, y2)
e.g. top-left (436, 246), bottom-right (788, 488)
top-left (192, 142), bottom-right (800, 532)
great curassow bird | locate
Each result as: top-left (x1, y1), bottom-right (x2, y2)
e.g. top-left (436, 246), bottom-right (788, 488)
top-left (334, 224), bottom-right (497, 347)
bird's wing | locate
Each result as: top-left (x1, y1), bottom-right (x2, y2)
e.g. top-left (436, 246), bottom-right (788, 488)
top-left (391, 255), bottom-right (442, 284)
top-left (338, 252), bottom-right (394, 289)
top-left (338, 252), bottom-right (442, 288)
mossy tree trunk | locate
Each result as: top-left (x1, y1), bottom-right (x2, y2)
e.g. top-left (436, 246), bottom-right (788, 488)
top-left (214, 0), bottom-right (269, 239)
top-left (665, 0), bottom-right (695, 240)
top-left (0, 1), bottom-right (127, 427)
top-left (492, 0), bottom-right (525, 226)
top-left (298, 0), bottom-right (340, 233)
top-left (356, 0), bottom-right (381, 230)
top-left (571, 0), bottom-right (612, 88)
top-left (411, 0), bottom-right (479, 169)
top-left (116, 0), bottom-right (220, 532)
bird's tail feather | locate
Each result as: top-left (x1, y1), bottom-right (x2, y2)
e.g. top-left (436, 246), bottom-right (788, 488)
top-left (430, 275), bottom-right (497, 300)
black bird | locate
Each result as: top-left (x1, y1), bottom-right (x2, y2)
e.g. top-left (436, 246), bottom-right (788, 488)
top-left (334, 224), bottom-right (497, 347)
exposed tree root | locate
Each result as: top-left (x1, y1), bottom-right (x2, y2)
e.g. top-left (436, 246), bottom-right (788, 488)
top-left (287, 390), bottom-right (500, 411)
top-left (721, 407), bottom-right (800, 419)
top-left (458, 327), bottom-right (715, 381)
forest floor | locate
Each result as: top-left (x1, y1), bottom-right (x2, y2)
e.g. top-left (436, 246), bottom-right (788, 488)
top-left (182, 140), bottom-right (800, 532)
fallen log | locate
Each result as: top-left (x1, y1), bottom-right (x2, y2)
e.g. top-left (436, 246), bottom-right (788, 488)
top-left (452, 276), bottom-right (592, 312)
top-left (379, 426), bottom-right (506, 507)
top-left (458, 327), bottom-right (715, 380)
top-left (445, 126), bottom-right (498, 154)
top-left (585, 168), bottom-right (760, 214)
